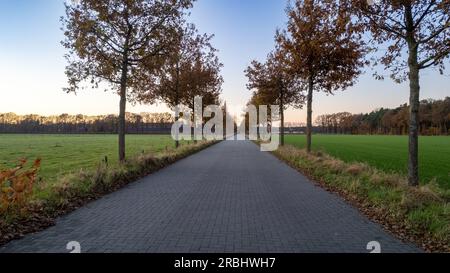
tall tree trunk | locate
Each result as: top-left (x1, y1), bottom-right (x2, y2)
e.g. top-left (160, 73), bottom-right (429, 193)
top-left (175, 64), bottom-right (180, 148)
top-left (175, 120), bottom-right (180, 148)
top-left (118, 40), bottom-right (130, 162)
top-left (280, 103), bottom-right (285, 146)
top-left (174, 104), bottom-right (180, 148)
top-left (192, 99), bottom-right (197, 144)
top-left (406, 6), bottom-right (420, 187)
top-left (306, 75), bottom-right (314, 153)
top-left (280, 86), bottom-right (285, 146)
top-left (192, 96), bottom-right (203, 144)
top-left (118, 80), bottom-right (127, 162)
top-left (407, 49), bottom-right (420, 186)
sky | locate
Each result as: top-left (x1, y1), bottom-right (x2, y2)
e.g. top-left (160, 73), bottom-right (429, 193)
top-left (0, 0), bottom-right (449, 123)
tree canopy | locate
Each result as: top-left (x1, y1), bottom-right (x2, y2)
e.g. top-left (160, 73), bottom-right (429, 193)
top-left (61, 0), bottom-right (194, 160)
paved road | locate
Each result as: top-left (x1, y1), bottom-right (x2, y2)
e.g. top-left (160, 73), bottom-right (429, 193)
top-left (0, 140), bottom-right (419, 253)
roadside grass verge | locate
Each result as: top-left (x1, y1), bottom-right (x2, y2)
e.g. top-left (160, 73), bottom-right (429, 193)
top-left (0, 140), bottom-right (217, 246)
top-left (272, 145), bottom-right (450, 252)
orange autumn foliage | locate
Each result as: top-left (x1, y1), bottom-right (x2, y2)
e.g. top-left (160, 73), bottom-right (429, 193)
top-left (0, 159), bottom-right (41, 214)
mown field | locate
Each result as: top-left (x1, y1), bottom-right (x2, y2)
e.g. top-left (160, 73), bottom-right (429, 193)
top-left (0, 134), bottom-right (184, 182)
top-left (285, 135), bottom-right (450, 189)
top-left (1, 134), bottom-right (449, 189)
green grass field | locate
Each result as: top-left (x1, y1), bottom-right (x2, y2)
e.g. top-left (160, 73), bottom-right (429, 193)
top-left (285, 135), bottom-right (450, 189)
top-left (0, 134), bottom-right (184, 182)
top-left (1, 134), bottom-right (449, 189)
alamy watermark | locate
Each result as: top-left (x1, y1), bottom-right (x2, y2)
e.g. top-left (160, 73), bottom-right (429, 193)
top-left (66, 241), bottom-right (81, 253)
top-left (64, 240), bottom-right (381, 253)
top-left (171, 96), bottom-right (280, 151)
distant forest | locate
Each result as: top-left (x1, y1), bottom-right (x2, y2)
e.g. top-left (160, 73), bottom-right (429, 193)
top-left (315, 97), bottom-right (450, 135)
top-left (0, 112), bottom-right (173, 134)
top-left (2, 97), bottom-right (450, 136)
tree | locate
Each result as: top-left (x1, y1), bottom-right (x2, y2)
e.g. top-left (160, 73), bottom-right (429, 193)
top-left (221, 101), bottom-right (237, 138)
top-left (245, 41), bottom-right (304, 146)
top-left (310, 97), bottom-right (450, 136)
top-left (182, 49), bottom-right (223, 142)
top-left (278, 0), bottom-right (366, 152)
top-left (354, 0), bottom-right (450, 186)
top-left (61, 0), bottom-right (193, 161)
top-left (182, 51), bottom-right (223, 115)
top-left (138, 23), bottom-right (215, 147)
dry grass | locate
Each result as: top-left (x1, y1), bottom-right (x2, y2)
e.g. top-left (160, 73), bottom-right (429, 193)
top-left (345, 163), bottom-right (367, 176)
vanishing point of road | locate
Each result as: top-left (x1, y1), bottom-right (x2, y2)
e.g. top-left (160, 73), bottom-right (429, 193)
top-left (0, 140), bottom-right (419, 253)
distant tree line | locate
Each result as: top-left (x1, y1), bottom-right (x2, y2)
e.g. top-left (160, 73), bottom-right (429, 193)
top-left (316, 97), bottom-right (450, 136)
top-left (0, 112), bottom-right (173, 134)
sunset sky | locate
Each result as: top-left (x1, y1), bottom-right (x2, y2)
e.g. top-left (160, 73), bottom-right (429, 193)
top-left (0, 0), bottom-right (448, 123)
